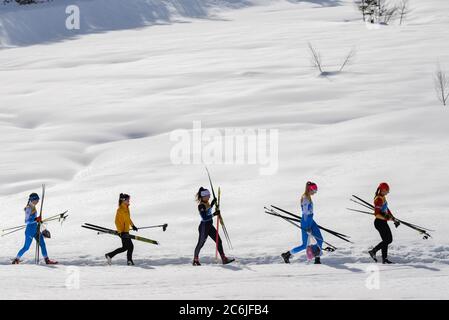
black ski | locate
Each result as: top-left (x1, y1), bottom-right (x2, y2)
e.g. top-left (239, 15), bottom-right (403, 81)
top-left (270, 205), bottom-right (352, 240)
top-left (82, 224), bottom-right (159, 245)
top-left (205, 167), bottom-right (232, 250)
top-left (265, 208), bottom-right (337, 251)
top-left (350, 195), bottom-right (433, 239)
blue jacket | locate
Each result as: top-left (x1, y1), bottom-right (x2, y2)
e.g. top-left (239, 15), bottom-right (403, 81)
top-left (301, 196), bottom-right (314, 229)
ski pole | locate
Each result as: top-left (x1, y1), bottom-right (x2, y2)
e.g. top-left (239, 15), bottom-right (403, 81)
top-left (35, 184), bottom-right (45, 265)
top-left (265, 210), bottom-right (337, 251)
top-left (215, 188), bottom-right (221, 262)
top-left (2, 224), bottom-right (27, 232)
top-left (351, 194), bottom-right (433, 231)
top-left (271, 205), bottom-right (351, 239)
top-left (1, 212), bottom-right (68, 234)
top-left (350, 198), bottom-right (374, 211)
top-left (352, 195), bottom-right (374, 209)
top-left (137, 224), bottom-right (168, 232)
top-left (265, 208), bottom-right (353, 243)
top-left (206, 167), bottom-right (233, 250)
top-left (350, 196), bottom-right (433, 238)
top-left (1, 226), bottom-right (26, 237)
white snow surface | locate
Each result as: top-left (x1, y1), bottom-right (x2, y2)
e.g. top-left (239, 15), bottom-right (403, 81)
top-left (1, 0), bottom-right (449, 299)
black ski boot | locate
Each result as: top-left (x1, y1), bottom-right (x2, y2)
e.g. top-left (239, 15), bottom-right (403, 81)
top-left (281, 251), bottom-right (291, 264)
top-left (12, 258), bottom-right (20, 265)
top-left (368, 250), bottom-right (378, 263)
top-left (382, 258), bottom-right (394, 264)
top-left (192, 258), bottom-right (201, 266)
top-left (314, 257), bottom-right (321, 264)
top-left (222, 256), bottom-right (235, 265)
top-left (127, 260), bottom-right (135, 266)
top-left (45, 258), bottom-right (58, 265)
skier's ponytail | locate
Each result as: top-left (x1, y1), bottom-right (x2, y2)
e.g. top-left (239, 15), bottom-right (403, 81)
top-left (195, 187), bottom-right (211, 203)
top-left (303, 181), bottom-right (317, 201)
top-left (119, 193), bottom-right (130, 206)
top-left (196, 187), bottom-right (206, 203)
top-left (374, 187), bottom-right (381, 199)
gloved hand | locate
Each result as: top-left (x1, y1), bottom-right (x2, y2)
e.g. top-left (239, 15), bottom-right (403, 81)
top-left (214, 210), bottom-right (221, 216)
top-left (211, 198), bottom-right (217, 207)
top-left (132, 225), bottom-right (138, 232)
top-left (394, 220), bottom-right (400, 228)
top-left (35, 216), bottom-right (42, 223)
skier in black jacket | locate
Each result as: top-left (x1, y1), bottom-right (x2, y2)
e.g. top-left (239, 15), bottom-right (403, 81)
top-left (193, 187), bottom-right (234, 266)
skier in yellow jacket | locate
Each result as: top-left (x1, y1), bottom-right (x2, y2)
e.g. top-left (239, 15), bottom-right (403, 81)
top-left (105, 193), bottom-right (138, 265)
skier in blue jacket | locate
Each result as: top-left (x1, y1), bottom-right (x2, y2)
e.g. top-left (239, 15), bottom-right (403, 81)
top-left (12, 193), bottom-right (57, 265)
top-left (281, 181), bottom-right (323, 264)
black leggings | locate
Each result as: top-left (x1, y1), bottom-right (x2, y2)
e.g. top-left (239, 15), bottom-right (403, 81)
top-left (194, 221), bottom-right (224, 259)
top-left (107, 233), bottom-right (134, 261)
top-left (373, 219), bottom-right (393, 259)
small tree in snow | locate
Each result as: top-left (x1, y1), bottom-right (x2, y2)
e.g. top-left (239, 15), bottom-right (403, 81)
top-left (309, 43), bottom-right (324, 74)
top-left (398, 0), bottom-right (410, 25)
top-left (356, 0), bottom-right (379, 23)
top-left (356, 0), bottom-right (398, 24)
top-left (378, 1), bottom-right (398, 24)
top-left (435, 65), bottom-right (449, 107)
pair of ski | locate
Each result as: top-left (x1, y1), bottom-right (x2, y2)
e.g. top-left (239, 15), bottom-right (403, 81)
top-left (347, 195), bottom-right (433, 239)
top-left (264, 205), bottom-right (354, 251)
top-left (81, 223), bottom-right (159, 245)
top-left (206, 167), bottom-right (233, 258)
top-left (1, 210), bottom-right (69, 237)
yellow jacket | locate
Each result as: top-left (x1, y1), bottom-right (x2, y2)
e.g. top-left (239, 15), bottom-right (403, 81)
top-left (115, 203), bottom-right (134, 233)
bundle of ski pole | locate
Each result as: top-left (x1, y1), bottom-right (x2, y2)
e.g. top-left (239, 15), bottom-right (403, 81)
top-left (1, 211), bottom-right (69, 237)
top-left (347, 195), bottom-right (433, 240)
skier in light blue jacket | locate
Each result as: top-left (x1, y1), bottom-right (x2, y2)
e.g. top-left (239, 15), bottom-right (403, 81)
top-left (281, 181), bottom-right (324, 264)
top-left (12, 193), bottom-right (57, 265)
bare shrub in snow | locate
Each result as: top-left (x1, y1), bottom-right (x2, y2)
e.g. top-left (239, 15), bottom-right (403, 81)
top-left (355, 0), bottom-right (399, 24)
top-left (339, 48), bottom-right (356, 72)
top-left (356, 0), bottom-right (377, 23)
top-left (398, 0), bottom-right (410, 25)
top-left (308, 43), bottom-right (324, 74)
top-left (308, 43), bottom-right (356, 76)
top-left (379, 1), bottom-right (398, 24)
top-left (435, 66), bottom-right (449, 107)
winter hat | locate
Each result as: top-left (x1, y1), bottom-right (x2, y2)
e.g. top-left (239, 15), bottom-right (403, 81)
top-left (306, 181), bottom-right (318, 192)
top-left (28, 193), bottom-right (40, 202)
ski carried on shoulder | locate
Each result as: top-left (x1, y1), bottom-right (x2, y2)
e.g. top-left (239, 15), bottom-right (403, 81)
top-left (82, 223), bottom-right (159, 245)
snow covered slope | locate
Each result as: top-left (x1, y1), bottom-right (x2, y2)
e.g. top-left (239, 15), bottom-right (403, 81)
top-left (0, 0), bottom-right (448, 299)
top-left (0, 0), bottom-right (257, 47)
